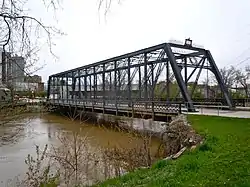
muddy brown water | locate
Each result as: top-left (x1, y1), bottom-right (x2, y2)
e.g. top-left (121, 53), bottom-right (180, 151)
top-left (0, 113), bottom-right (161, 185)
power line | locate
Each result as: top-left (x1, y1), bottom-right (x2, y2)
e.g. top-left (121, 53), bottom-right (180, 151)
top-left (226, 23), bottom-right (250, 67)
top-left (228, 46), bottom-right (250, 66)
top-left (235, 56), bottom-right (250, 67)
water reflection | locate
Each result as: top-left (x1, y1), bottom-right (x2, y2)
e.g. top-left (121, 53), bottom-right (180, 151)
top-left (0, 114), bottom-right (161, 185)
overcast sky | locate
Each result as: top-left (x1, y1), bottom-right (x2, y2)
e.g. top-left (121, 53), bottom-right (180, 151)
top-left (34, 0), bottom-right (250, 82)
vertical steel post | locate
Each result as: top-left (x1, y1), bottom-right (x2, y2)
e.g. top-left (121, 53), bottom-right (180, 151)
top-left (184, 57), bottom-right (188, 88)
top-left (206, 61), bottom-right (209, 99)
top-left (84, 69), bottom-right (87, 101)
top-left (89, 73), bottom-right (92, 102)
top-left (56, 77), bottom-right (59, 101)
top-left (144, 53), bottom-right (148, 108)
top-left (52, 77), bottom-right (55, 101)
top-left (151, 63), bottom-right (155, 120)
top-left (78, 70), bottom-right (81, 100)
top-left (109, 71), bottom-right (112, 98)
top-left (114, 61), bottom-right (118, 115)
top-left (139, 65), bottom-right (142, 100)
top-left (61, 77), bottom-right (64, 101)
top-left (47, 76), bottom-right (51, 100)
top-left (151, 63), bottom-right (154, 100)
top-left (166, 61), bottom-right (170, 100)
top-left (128, 57), bottom-right (131, 107)
top-left (118, 67), bottom-right (121, 99)
top-left (102, 63), bottom-right (106, 111)
top-left (93, 67), bottom-right (96, 102)
top-left (66, 75), bottom-right (69, 103)
top-left (71, 71), bottom-right (74, 100)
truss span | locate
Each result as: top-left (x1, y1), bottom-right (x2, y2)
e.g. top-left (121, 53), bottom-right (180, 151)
top-left (47, 41), bottom-right (234, 117)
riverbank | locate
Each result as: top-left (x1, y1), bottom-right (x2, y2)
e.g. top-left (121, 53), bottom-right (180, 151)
top-left (97, 115), bottom-right (250, 186)
top-left (0, 104), bottom-right (47, 124)
top-left (3, 112), bottom-right (249, 186)
top-left (0, 113), bottom-right (162, 186)
top-left (51, 108), bottom-right (174, 140)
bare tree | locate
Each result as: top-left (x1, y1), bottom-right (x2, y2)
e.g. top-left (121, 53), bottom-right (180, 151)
top-left (219, 66), bottom-right (237, 89)
top-left (0, 0), bottom-right (121, 91)
top-left (235, 66), bottom-right (250, 97)
top-left (0, 0), bottom-right (63, 89)
top-left (212, 66), bottom-right (237, 90)
top-left (98, 0), bottom-right (122, 17)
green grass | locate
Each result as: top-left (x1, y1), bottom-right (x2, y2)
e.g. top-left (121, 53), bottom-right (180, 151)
top-left (95, 115), bottom-right (250, 187)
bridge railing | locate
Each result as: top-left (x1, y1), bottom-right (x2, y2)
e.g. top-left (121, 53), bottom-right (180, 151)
top-left (48, 98), bottom-right (182, 114)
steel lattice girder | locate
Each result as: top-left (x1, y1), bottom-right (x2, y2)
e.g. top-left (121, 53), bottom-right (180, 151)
top-left (47, 42), bottom-right (234, 111)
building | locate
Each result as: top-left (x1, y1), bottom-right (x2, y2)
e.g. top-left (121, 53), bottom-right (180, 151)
top-left (0, 52), bottom-right (26, 87)
top-left (24, 75), bottom-right (42, 83)
top-left (0, 51), bottom-right (46, 93)
top-left (8, 55), bottom-right (26, 84)
top-left (0, 50), bottom-right (12, 85)
top-left (22, 74), bottom-right (44, 92)
top-left (14, 82), bottom-right (44, 92)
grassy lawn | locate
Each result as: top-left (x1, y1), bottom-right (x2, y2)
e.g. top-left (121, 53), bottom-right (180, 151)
top-left (96, 115), bottom-right (250, 187)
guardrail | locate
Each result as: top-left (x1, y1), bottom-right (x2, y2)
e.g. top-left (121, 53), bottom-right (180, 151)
top-left (155, 98), bottom-right (250, 107)
top-left (191, 101), bottom-right (223, 116)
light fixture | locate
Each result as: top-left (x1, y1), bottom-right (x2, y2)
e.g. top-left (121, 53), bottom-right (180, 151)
top-left (185, 38), bottom-right (192, 46)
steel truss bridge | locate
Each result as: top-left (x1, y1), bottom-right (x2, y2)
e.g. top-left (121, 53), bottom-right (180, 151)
top-left (47, 41), bottom-right (234, 119)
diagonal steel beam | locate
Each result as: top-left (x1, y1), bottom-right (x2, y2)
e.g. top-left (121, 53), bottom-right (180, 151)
top-left (190, 60), bottom-right (206, 97)
top-left (206, 50), bottom-right (234, 109)
top-left (164, 44), bottom-right (195, 112)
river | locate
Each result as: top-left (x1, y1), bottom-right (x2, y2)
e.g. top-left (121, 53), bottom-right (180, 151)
top-left (0, 113), bottom-right (161, 186)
